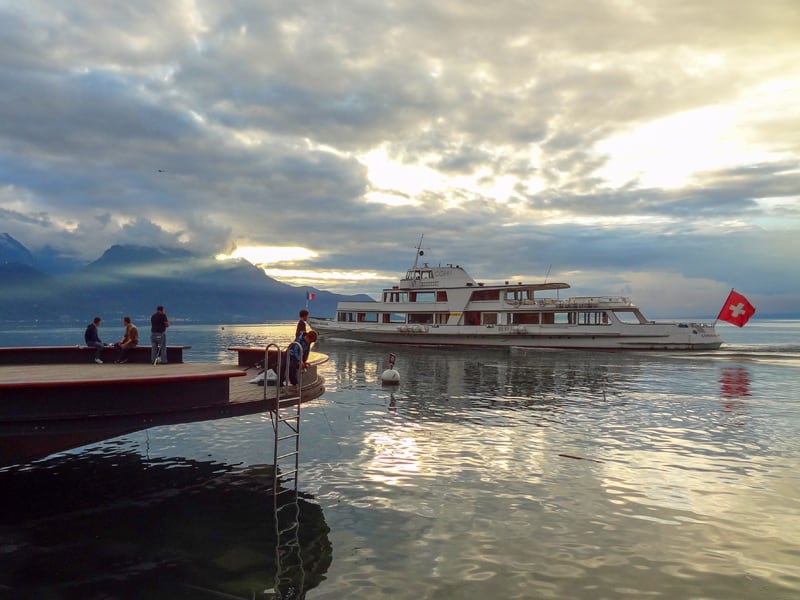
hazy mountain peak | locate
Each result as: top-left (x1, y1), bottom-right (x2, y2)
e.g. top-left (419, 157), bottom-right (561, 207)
top-left (0, 233), bottom-right (36, 266)
top-left (89, 245), bottom-right (196, 267)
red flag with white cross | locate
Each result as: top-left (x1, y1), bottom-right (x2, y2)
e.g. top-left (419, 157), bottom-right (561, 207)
top-left (717, 290), bottom-right (756, 327)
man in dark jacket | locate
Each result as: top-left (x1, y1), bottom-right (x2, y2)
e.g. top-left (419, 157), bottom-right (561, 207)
top-left (84, 316), bottom-right (104, 364)
top-left (150, 305), bottom-right (169, 364)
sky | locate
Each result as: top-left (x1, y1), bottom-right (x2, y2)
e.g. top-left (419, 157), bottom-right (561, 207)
top-left (1, 1), bottom-right (799, 318)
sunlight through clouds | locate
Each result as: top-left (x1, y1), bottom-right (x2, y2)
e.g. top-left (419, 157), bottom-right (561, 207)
top-left (217, 246), bottom-right (318, 265)
top-left (596, 77), bottom-right (800, 189)
top-left (360, 147), bottom-right (442, 204)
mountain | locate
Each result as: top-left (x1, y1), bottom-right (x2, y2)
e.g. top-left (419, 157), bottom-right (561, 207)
top-left (0, 233), bottom-right (36, 266)
top-left (0, 238), bottom-right (369, 324)
top-left (0, 262), bottom-right (56, 320)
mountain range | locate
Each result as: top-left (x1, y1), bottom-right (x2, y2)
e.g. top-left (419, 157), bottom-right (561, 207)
top-left (0, 233), bottom-right (368, 324)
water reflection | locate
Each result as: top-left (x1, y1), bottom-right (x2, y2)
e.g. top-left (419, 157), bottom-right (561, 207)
top-left (0, 448), bottom-right (331, 599)
top-left (321, 343), bottom-right (650, 415)
top-left (720, 365), bottom-right (751, 398)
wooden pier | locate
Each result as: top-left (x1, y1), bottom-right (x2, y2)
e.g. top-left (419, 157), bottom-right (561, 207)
top-left (0, 347), bottom-right (327, 466)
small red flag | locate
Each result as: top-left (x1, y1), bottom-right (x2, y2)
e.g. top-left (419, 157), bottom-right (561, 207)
top-left (717, 290), bottom-right (756, 327)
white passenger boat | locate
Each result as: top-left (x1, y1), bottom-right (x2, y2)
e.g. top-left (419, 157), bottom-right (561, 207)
top-left (309, 240), bottom-right (723, 351)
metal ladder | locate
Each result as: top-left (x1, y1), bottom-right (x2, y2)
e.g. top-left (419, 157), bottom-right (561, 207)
top-left (267, 341), bottom-right (306, 599)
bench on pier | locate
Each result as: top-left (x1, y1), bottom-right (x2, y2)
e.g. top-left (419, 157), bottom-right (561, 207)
top-left (0, 345), bottom-right (192, 365)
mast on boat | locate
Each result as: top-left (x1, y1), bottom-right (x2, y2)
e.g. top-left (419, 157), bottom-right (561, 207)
top-left (412, 234), bottom-right (425, 269)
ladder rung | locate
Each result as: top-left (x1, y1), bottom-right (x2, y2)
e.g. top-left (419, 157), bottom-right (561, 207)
top-left (277, 451), bottom-right (298, 460)
top-left (277, 524), bottom-right (299, 536)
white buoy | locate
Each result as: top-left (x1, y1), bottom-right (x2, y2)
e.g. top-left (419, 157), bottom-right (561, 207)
top-left (381, 352), bottom-right (401, 385)
top-left (381, 368), bottom-right (400, 384)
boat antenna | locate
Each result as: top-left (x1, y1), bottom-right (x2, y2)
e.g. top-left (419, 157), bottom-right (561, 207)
top-left (544, 264), bottom-right (552, 283)
top-left (412, 234), bottom-right (425, 269)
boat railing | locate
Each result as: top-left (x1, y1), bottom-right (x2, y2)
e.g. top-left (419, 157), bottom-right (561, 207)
top-left (529, 296), bottom-right (631, 308)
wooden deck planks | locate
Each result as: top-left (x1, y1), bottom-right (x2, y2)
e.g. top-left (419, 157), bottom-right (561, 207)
top-left (0, 363), bottom-right (244, 387)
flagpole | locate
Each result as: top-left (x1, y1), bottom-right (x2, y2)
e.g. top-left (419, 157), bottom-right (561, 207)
top-left (713, 288), bottom-right (734, 327)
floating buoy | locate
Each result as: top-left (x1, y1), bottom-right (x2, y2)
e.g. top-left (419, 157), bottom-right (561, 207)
top-left (381, 352), bottom-right (400, 385)
top-left (381, 368), bottom-right (400, 384)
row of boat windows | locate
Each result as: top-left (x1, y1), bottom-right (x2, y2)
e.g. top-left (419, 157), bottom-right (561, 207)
top-left (337, 311), bottom-right (612, 325)
top-left (382, 290), bottom-right (533, 302)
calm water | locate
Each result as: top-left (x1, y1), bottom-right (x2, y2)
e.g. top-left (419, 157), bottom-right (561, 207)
top-left (1, 320), bottom-right (799, 599)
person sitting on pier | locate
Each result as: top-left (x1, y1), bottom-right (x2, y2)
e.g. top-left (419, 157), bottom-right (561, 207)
top-left (84, 317), bottom-right (104, 364)
top-left (288, 329), bottom-right (318, 387)
top-left (114, 316), bottom-right (139, 364)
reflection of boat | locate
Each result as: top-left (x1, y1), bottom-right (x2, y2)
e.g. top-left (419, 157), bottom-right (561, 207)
top-left (0, 347), bottom-right (327, 466)
top-left (0, 452), bottom-right (332, 597)
top-left (310, 238), bottom-right (722, 351)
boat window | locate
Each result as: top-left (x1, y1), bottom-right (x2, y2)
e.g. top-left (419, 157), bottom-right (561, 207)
top-left (514, 313), bottom-right (540, 324)
top-left (437, 291), bottom-right (447, 302)
top-left (436, 313), bottom-right (448, 324)
top-left (505, 289), bottom-right (531, 302)
top-left (471, 289), bottom-right (500, 302)
top-left (613, 309), bottom-right (648, 324)
top-left (541, 312), bottom-right (555, 325)
top-left (482, 313), bottom-right (498, 325)
top-left (384, 291), bottom-right (409, 303)
top-left (356, 312), bottom-right (378, 323)
top-left (408, 313), bottom-right (434, 324)
top-left (574, 311), bottom-right (611, 325)
top-left (411, 291), bottom-right (435, 303)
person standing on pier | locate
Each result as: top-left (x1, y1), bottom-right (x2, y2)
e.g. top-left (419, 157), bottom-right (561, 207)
top-left (150, 305), bottom-right (169, 364)
top-left (84, 316), bottom-right (104, 364)
top-left (295, 308), bottom-right (309, 337)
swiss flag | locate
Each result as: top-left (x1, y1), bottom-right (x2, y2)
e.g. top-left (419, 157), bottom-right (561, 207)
top-left (717, 290), bottom-right (756, 327)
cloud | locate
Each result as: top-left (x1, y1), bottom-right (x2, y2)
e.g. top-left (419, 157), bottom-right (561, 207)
top-left (0, 1), bottom-right (798, 314)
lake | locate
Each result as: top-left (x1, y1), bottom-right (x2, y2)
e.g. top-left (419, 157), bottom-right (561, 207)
top-left (1, 320), bottom-right (799, 599)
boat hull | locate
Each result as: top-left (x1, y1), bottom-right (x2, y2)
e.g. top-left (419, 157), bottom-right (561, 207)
top-left (310, 321), bottom-right (723, 351)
